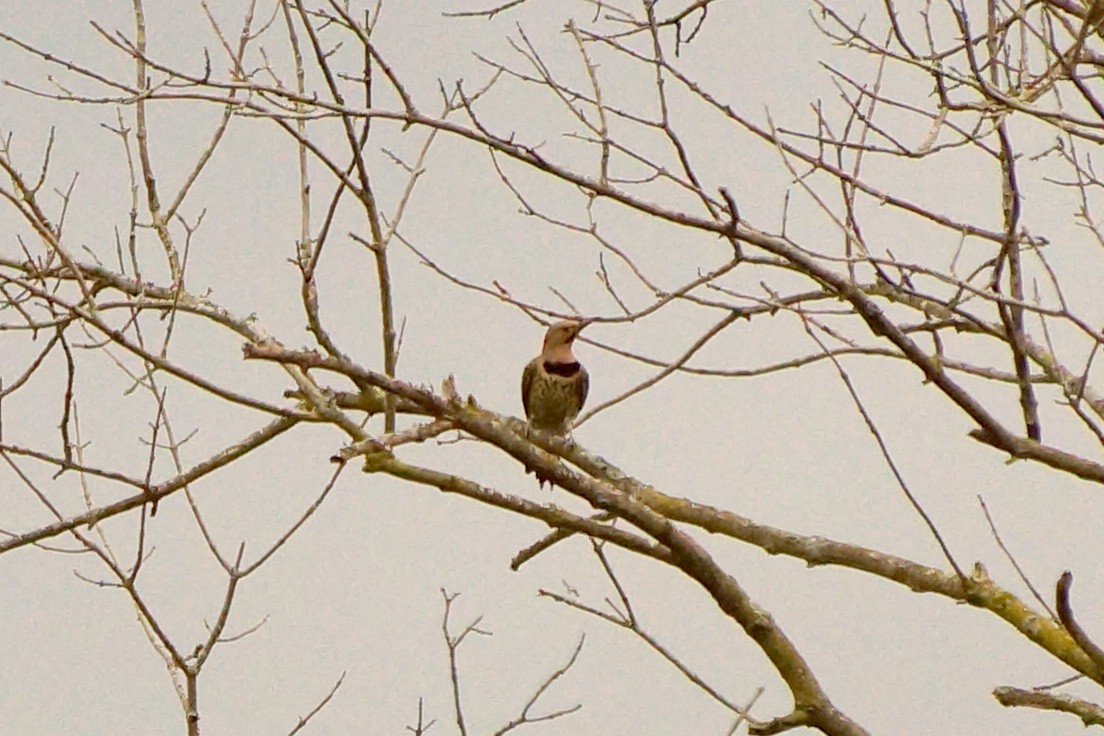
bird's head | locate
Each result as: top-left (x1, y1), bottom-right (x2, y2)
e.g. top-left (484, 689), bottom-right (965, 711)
top-left (542, 319), bottom-right (589, 351)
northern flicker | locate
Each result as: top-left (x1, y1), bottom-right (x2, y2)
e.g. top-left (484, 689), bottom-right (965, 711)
top-left (521, 320), bottom-right (589, 437)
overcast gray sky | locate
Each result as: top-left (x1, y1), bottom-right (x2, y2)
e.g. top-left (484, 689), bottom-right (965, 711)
top-left (2, 1), bottom-right (1103, 734)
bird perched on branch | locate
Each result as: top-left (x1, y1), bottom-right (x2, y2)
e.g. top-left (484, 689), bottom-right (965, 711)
top-left (521, 320), bottom-right (589, 437)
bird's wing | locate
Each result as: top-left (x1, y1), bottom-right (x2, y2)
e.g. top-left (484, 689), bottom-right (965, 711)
top-left (576, 364), bottom-right (590, 412)
top-left (521, 357), bottom-right (538, 419)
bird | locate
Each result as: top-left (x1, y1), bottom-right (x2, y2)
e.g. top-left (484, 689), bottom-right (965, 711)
top-left (521, 320), bottom-right (590, 437)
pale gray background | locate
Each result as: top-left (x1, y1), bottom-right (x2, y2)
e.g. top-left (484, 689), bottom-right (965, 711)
top-left (1, 1), bottom-right (1101, 734)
